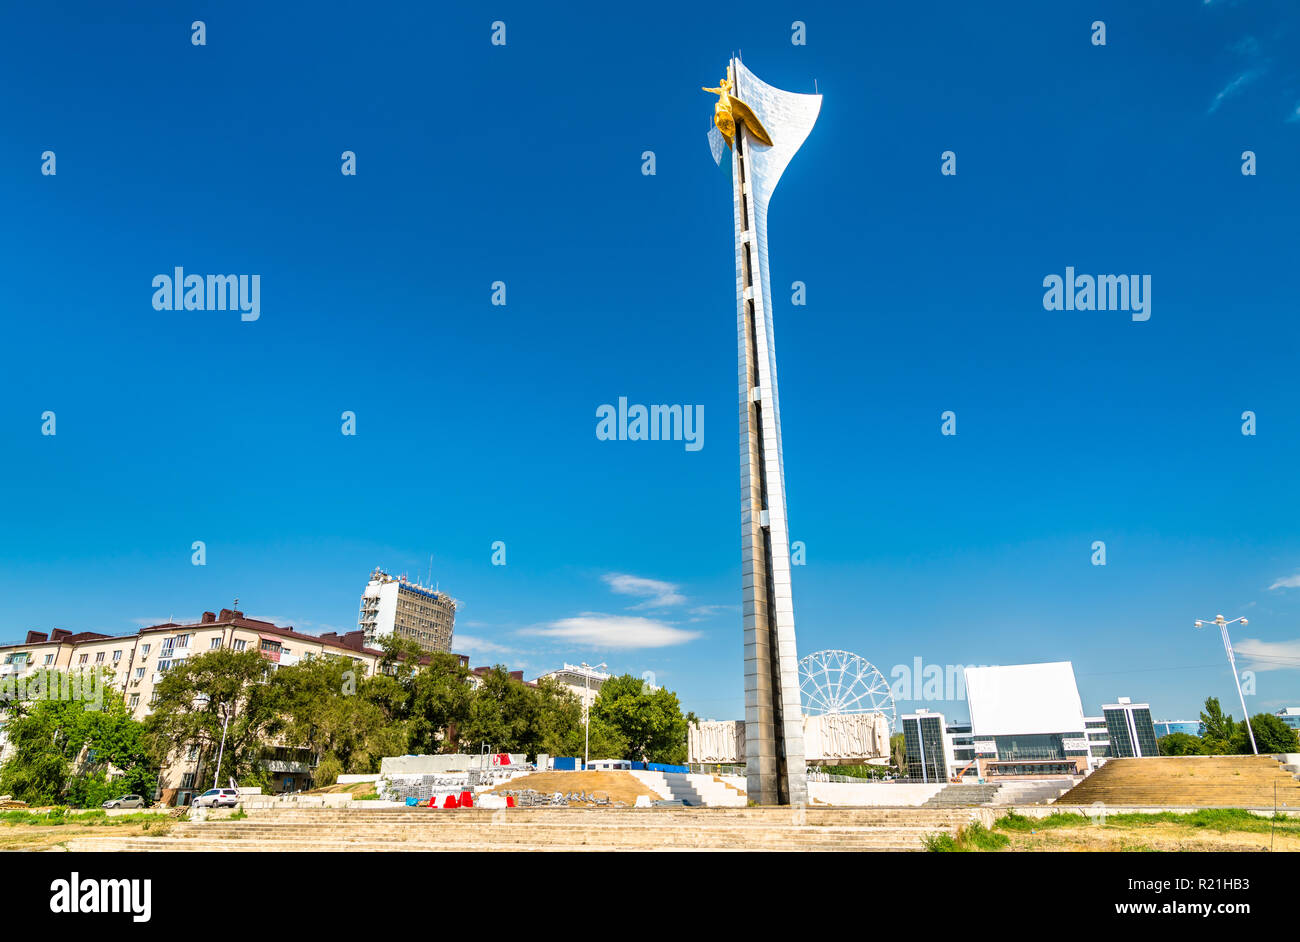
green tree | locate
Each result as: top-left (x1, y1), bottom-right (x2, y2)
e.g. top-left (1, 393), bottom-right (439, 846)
top-left (1157, 732), bottom-right (1207, 756)
top-left (1199, 697), bottom-right (1238, 753)
top-left (272, 654), bottom-right (406, 785)
top-left (462, 666), bottom-right (541, 754)
top-left (1233, 713), bottom-right (1300, 754)
top-left (890, 732), bottom-right (907, 774)
top-left (0, 671), bottom-right (156, 806)
top-left (405, 652), bottom-right (473, 754)
top-left (590, 674), bottom-right (689, 764)
top-left (143, 649), bottom-right (281, 790)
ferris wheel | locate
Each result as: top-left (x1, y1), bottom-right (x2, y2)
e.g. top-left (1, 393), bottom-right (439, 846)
top-left (798, 649), bottom-right (897, 732)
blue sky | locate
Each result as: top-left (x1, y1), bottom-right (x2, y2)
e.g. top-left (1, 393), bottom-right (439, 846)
top-left (1, 1), bottom-right (1298, 727)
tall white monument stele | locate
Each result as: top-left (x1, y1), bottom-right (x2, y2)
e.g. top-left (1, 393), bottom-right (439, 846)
top-left (705, 57), bottom-right (821, 805)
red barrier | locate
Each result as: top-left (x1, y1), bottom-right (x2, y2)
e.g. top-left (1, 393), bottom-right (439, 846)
top-left (459, 790), bottom-right (473, 808)
top-left (443, 794), bottom-right (459, 808)
top-left (505, 796), bottom-right (515, 808)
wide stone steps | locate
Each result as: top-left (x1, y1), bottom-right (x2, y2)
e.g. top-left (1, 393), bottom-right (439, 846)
top-left (1056, 756), bottom-right (1300, 809)
top-left (232, 808), bottom-right (980, 828)
top-left (61, 807), bottom-right (973, 851)
top-left (65, 824), bottom-right (939, 852)
top-left (63, 835), bottom-right (925, 852)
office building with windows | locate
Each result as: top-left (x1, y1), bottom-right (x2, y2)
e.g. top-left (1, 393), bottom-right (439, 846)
top-left (1276, 707), bottom-right (1300, 731)
top-left (358, 568), bottom-right (457, 654)
top-left (901, 710), bottom-right (952, 782)
top-left (1102, 697), bottom-right (1160, 758)
top-left (1154, 720), bottom-right (1202, 738)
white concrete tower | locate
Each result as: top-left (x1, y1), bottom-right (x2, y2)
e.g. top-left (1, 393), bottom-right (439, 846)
top-left (707, 56), bottom-right (821, 805)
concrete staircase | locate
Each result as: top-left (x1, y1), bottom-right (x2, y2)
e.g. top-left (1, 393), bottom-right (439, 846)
top-left (922, 784), bottom-right (1001, 807)
top-left (1055, 756), bottom-right (1300, 809)
top-left (629, 771), bottom-right (747, 807)
top-left (988, 779), bottom-right (1077, 806)
top-left (60, 806), bottom-right (986, 852)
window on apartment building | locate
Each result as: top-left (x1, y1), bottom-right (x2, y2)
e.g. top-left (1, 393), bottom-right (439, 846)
top-left (78, 654), bottom-right (88, 665)
top-left (180, 773), bottom-right (195, 789)
top-left (134, 668), bottom-right (145, 680)
top-left (176, 634), bottom-right (191, 647)
top-left (209, 638), bottom-right (222, 650)
top-left (232, 640), bottom-right (247, 652)
top-left (95, 652), bottom-right (105, 663)
top-left (157, 660), bottom-right (172, 674)
top-left (43, 654), bottom-right (54, 665)
top-left (128, 694), bottom-right (139, 708)
top-left (112, 650), bottom-right (122, 661)
top-left (186, 744), bottom-right (199, 761)
top-left (140, 644), bottom-right (150, 656)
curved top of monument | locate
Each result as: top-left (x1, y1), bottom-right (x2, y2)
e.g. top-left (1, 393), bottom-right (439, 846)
top-left (732, 57), bottom-right (821, 204)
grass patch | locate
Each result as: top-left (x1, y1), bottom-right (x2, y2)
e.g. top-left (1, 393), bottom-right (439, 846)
top-left (995, 808), bottom-right (1297, 836)
top-left (923, 822), bottom-right (1010, 852)
top-left (0, 808), bottom-right (174, 828)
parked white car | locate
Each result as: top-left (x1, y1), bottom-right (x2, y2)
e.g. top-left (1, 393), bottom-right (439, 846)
top-left (191, 787), bottom-right (239, 808)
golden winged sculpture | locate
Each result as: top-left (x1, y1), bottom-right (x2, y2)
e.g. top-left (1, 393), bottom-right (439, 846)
top-left (703, 72), bottom-right (773, 148)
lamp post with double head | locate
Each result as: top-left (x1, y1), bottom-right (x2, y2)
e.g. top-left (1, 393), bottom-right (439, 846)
top-left (580, 661), bottom-right (607, 768)
top-left (1194, 614), bottom-right (1257, 755)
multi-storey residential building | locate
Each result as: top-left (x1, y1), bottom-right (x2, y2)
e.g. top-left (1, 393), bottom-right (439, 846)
top-left (0, 609), bottom-right (386, 805)
top-left (534, 663), bottom-right (611, 711)
top-left (358, 568), bottom-right (457, 653)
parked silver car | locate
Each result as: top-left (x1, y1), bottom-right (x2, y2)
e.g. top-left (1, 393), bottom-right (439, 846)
top-left (102, 795), bottom-right (146, 809)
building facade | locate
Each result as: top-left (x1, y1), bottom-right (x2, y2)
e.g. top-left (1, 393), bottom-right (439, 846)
top-left (0, 609), bottom-right (385, 805)
top-left (534, 663), bottom-right (610, 711)
top-left (1102, 698), bottom-right (1160, 758)
top-left (1276, 707), bottom-right (1300, 731)
top-left (358, 568), bottom-right (457, 654)
top-left (1154, 720), bottom-right (1203, 738)
top-left (962, 662), bottom-right (1095, 777)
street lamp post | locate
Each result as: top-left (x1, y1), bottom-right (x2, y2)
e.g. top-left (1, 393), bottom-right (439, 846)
top-left (212, 702), bottom-right (234, 789)
top-left (580, 661), bottom-right (607, 769)
top-left (1194, 614), bottom-right (1257, 755)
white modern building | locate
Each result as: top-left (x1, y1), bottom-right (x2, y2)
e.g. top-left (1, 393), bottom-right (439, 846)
top-left (963, 662), bottom-right (1097, 777)
top-left (1277, 707), bottom-right (1300, 731)
top-left (358, 568), bottom-right (457, 654)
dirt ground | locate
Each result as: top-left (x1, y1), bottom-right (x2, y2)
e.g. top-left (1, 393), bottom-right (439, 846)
top-left (303, 781), bottom-right (378, 798)
top-left (483, 771), bottom-right (663, 806)
top-left (1001, 823), bottom-right (1300, 852)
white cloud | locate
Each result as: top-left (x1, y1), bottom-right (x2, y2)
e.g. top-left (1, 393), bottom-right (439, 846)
top-left (1233, 637), bottom-right (1300, 671)
top-left (602, 573), bottom-right (686, 609)
top-left (1272, 573), bottom-right (1300, 590)
top-left (687, 603), bottom-right (740, 622)
top-left (523, 613), bottom-right (700, 649)
top-left (1209, 68), bottom-right (1264, 113)
top-left (454, 634), bottom-right (519, 658)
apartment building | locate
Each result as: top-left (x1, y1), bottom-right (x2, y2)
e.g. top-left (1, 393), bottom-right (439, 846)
top-left (1, 609), bottom-right (386, 804)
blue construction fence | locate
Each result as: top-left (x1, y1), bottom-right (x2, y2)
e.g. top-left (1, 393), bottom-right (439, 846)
top-left (549, 758), bottom-right (689, 774)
